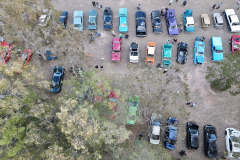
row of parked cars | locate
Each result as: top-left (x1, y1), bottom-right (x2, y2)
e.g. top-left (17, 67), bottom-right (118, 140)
top-left (112, 35), bottom-right (240, 65)
top-left (56, 8), bottom-right (240, 35)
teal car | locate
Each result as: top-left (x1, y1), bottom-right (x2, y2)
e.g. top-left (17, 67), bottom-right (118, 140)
top-left (73, 10), bottom-right (83, 31)
top-left (211, 37), bottom-right (223, 62)
top-left (88, 10), bottom-right (97, 30)
top-left (162, 44), bottom-right (172, 67)
top-left (126, 95), bottom-right (140, 125)
top-left (183, 9), bottom-right (195, 32)
top-left (118, 8), bottom-right (128, 33)
top-left (194, 37), bottom-right (205, 65)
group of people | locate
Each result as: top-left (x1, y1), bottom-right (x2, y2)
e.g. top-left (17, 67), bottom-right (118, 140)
top-left (211, 3), bottom-right (223, 10)
top-left (92, 1), bottom-right (102, 9)
top-left (169, 0), bottom-right (187, 7)
top-left (186, 102), bottom-right (197, 107)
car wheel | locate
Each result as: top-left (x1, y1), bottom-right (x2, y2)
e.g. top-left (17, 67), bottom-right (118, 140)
top-left (225, 130), bottom-right (227, 135)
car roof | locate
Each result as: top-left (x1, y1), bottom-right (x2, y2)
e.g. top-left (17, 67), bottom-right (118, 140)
top-left (186, 17), bottom-right (194, 24)
top-left (89, 16), bottom-right (96, 23)
top-left (202, 14), bottom-right (210, 24)
top-left (131, 43), bottom-right (138, 49)
top-left (120, 16), bottom-right (127, 23)
top-left (148, 46), bottom-right (155, 55)
top-left (231, 15), bottom-right (239, 23)
top-left (216, 15), bottom-right (223, 23)
top-left (152, 125), bottom-right (160, 135)
top-left (212, 37), bottom-right (222, 48)
top-left (196, 41), bottom-right (205, 52)
top-left (113, 38), bottom-right (121, 50)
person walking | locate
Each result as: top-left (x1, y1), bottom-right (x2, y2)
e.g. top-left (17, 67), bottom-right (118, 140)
top-left (178, 21), bottom-right (182, 27)
top-left (191, 102), bottom-right (197, 107)
top-left (101, 58), bottom-right (104, 63)
top-left (216, 3), bottom-right (222, 9)
top-left (166, 40), bottom-right (170, 44)
top-left (89, 53), bottom-right (92, 57)
top-left (163, 68), bottom-right (168, 73)
top-left (182, 0), bottom-right (187, 7)
top-left (92, 1), bottom-right (95, 7)
top-left (169, 0), bottom-right (173, 5)
top-left (161, 6), bottom-right (165, 10)
top-left (100, 65), bottom-right (103, 70)
top-left (211, 4), bottom-right (216, 10)
top-left (137, 4), bottom-right (141, 10)
top-left (100, 4), bottom-right (102, 9)
top-left (172, 38), bottom-right (177, 44)
top-left (180, 27), bottom-right (184, 33)
top-left (186, 102), bottom-right (192, 105)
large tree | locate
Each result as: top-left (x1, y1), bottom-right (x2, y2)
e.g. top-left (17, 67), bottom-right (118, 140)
top-left (206, 52), bottom-right (240, 95)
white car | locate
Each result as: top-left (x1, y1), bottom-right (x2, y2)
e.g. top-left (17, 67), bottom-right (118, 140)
top-left (225, 128), bottom-right (240, 159)
top-left (224, 9), bottom-right (240, 32)
top-left (38, 9), bottom-right (52, 26)
top-left (148, 113), bottom-right (162, 144)
top-left (129, 42), bottom-right (139, 63)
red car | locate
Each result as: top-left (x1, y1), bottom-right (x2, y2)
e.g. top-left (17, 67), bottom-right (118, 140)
top-left (15, 49), bottom-right (32, 72)
top-left (0, 41), bottom-right (12, 63)
top-left (106, 91), bottom-right (120, 119)
top-left (111, 38), bottom-right (122, 62)
top-left (230, 35), bottom-right (240, 54)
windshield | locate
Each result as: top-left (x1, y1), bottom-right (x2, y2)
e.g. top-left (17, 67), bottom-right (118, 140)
top-left (190, 129), bottom-right (198, 134)
top-left (74, 24), bottom-right (80, 27)
top-left (170, 25), bottom-right (177, 29)
top-left (214, 47), bottom-right (223, 53)
top-left (179, 50), bottom-right (187, 56)
top-left (120, 23), bottom-right (127, 27)
top-left (233, 22), bottom-right (239, 26)
top-left (152, 134), bottom-right (160, 140)
top-left (233, 41), bottom-right (240, 48)
top-left (89, 22), bottom-right (96, 25)
top-left (131, 52), bottom-right (138, 56)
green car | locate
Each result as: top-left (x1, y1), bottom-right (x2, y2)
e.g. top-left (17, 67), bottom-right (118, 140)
top-left (162, 44), bottom-right (172, 67)
top-left (126, 95), bottom-right (140, 125)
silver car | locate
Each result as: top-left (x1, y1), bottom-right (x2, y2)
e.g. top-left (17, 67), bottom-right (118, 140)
top-left (212, 13), bottom-right (223, 28)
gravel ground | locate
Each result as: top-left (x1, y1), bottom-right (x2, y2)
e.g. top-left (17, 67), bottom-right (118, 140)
top-left (48, 0), bottom-right (240, 159)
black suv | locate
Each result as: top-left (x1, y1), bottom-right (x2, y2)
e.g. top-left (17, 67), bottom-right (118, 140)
top-left (151, 10), bottom-right (162, 33)
top-left (186, 121), bottom-right (199, 149)
top-left (204, 125), bottom-right (218, 158)
top-left (136, 11), bottom-right (146, 37)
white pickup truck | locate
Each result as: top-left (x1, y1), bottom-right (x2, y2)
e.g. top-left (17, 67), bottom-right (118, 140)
top-left (224, 9), bottom-right (240, 32)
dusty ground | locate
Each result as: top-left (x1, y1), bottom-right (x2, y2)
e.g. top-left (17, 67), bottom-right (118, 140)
top-left (41, 0), bottom-right (240, 159)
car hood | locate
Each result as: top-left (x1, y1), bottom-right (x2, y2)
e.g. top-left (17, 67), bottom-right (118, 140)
top-left (111, 52), bottom-right (121, 61)
top-left (177, 55), bottom-right (187, 64)
top-left (186, 26), bottom-right (195, 32)
top-left (154, 27), bottom-right (162, 33)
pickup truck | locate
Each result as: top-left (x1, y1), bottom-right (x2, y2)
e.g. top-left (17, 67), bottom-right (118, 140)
top-left (136, 11), bottom-right (146, 37)
top-left (211, 37), bottom-right (223, 62)
top-left (111, 38), bottom-right (122, 62)
top-left (183, 9), bottom-right (195, 32)
top-left (129, 42), bottom-right (139, 63)
top-left (162, 44), bottom-right (172, 67)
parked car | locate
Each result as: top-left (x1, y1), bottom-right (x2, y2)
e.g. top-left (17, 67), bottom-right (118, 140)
top-left (186, 121), bottom-right (199, 149)
top-left (103, 7), bottom-right (113, 30)
top-left (0, 41), bottom-right (12, 63)
top-left (50, 66), bottom-right (65, 93)
top-left (224, 9), bottom-right (240, 32)
top-left (107, 91), bottom-right (120, 119)
top-left (148, 113), bottom-right (162, 144)
top-left (225, 128), bottom-right (240, 159)
top-left (194, 37), bottom-right (205, 65)
top-left (129, 42), bottom-right (139, 63)
top-left (73, 10), bottom-right (83, 31)
top-left (212, 13), bottom-right (223, 28)
top-left (200, 14), bottom-right (210, 29)
top-left (136, 11), bottom-right (146, 37)
top-left (183, 9), bottom-right (195, 32)
top-left (111, 38), bottom-right (122, 62)
top-left (126, 95), bottom-right (140, 125)
top-left (118, 8), bottom-right (128, 33)
top-left (59, 11), bottom-right (68, 28)
top-left (151, 10), bottom-right (162, 33)
top-left (229, 35), bottom-right (240, 53)
top-left (162, 44), bottom-right (172, 67)
top-left (176, 42), bottom-right (188, 64)
top-left (211, 37), bottom-right (223, 61)
top-left (165, 9), bottom-right (179, 35)
top-left (145, 42), bottom-right (156, 65)
top-left (204, 125), bottom-right (218, 158)
top-left (164, 117), bottom-right (179, 150)
top-left (38, 9), bottom-right (52, 26)
top-left (88, 10), bottom-right (97, 30)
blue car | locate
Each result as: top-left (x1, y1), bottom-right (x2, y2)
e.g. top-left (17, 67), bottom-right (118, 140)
top-left (118, 8), bottom-right (128, 33)
top-left (211, 37), bottom-right (223, 61)
top-left (194, 37), bottom-right (205, 65)
top-left (59, 11), bottom-right (68, 28)
top-left (165, 9), bottom-right (179, 35)
top-left (104, 7), bottom-right (113, 30)
top-left (164, 117), bottom-right (179, 150)
top-left (88, 10), bottom-right (97, 30)
top-left (73, 10), bottom-right (83, 31)
top-left (50, 66), bottom-right (65, 93)
top-left (183, 9), bottom-right (195, 32)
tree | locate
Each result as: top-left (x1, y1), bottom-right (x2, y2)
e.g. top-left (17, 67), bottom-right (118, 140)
top-left (206, 52), bottom-right (240, 95)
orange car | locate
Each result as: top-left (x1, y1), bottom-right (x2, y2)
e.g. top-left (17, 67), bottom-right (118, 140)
top-left (145, 42), bottom-right (156, 65)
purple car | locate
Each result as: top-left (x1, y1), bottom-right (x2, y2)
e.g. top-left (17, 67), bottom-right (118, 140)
top-left (165, 9), bottom-right (179, 36)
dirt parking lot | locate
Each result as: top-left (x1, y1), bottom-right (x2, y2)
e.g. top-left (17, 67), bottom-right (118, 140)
top-left (50, 0), bottom-right (240, 159)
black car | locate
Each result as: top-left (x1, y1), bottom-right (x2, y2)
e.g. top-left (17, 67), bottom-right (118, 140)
top-left (177, 42), bottom-right (188, 64)
top-left (151, 10), bottom-right (162, 33)
top-left (204, 125), bottom-right (218, 158)
top-left (50, 66), bottom-right (65, 93)
top-left (136, 11), bottom-right (146, 37)
top-left (186, 121), bottom-right (199, 149)
top-left (59, 11), bottom-right (68, 28)
top-left (103, 7), bottom-right (113, 30)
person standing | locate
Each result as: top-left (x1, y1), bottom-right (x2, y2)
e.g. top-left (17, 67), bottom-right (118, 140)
top-left (238, 1), bottom-right (240, 5)
top-left (180, 27), bottom-right (184, 33)
top-left (169, 0), bottom-right (173, 5)
top-left (100, 4), bottom-right (102, 9)
top-left (92, 1), bottom-right (95, 7)
top-left (166, 40), bottom-right (170, 44)
top-left (182, 0), bottom-right (187, 7)
top-left (211, 4), bottom-right (216, 10)
top-left (180, 150), bottom-right (187, 156)
top-left (191, 103), bottom-right (197, 107)
top-left (139, 133), bottom-right (143, 140)
top-left (216, 3), bottom-right (222, 9)
top-left (137, 4), bottom-right (141, 10)
top-left (178, 21), bottom-right (182, 27)
top-left (238, 5), bottom-right (240, 10)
